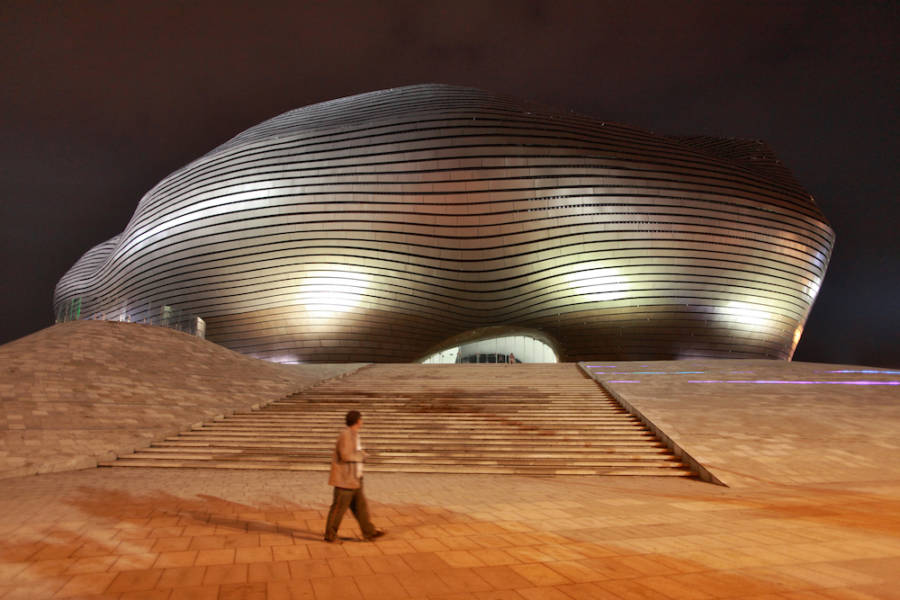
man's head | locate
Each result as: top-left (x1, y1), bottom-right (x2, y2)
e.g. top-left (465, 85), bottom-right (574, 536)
top-left (345, 410), bottom-right (362, 429)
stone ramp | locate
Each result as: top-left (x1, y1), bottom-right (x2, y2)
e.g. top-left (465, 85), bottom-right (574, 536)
top-left (0, 320), bottom-right (361, 479)
top-left (105, 363), bottom-right (693, 477)
top-left (583, 359), bottom-right (900, 487)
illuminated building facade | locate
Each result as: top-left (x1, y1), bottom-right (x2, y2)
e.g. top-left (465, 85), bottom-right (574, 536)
top-left (54, 85), bottom-right (833, 363)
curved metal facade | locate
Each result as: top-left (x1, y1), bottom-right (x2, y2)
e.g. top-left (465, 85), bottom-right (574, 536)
top-left (54, 84), bottom-right (834, 362)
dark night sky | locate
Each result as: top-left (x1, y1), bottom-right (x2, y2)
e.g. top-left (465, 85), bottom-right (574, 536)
top-left (2, 1), bottom-right (897, 366)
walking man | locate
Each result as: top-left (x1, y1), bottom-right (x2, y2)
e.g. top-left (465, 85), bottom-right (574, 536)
top-left (324, 410), bottom-right (385, 543)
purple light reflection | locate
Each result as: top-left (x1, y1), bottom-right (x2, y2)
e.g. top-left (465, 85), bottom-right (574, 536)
top-left (687, 380), bottom-right (899, 386)
top-left (821, 370), bottom-right (900, 375)
top-left (589, 371), bottom-right (705, 375)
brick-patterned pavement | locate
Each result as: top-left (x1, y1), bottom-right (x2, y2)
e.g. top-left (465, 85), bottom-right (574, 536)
top-left (1, 468), bottom-right (898, 599)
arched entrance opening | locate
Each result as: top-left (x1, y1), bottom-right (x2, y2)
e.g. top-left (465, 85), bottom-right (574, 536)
top-left (419, 330), bottom-right (559, 364)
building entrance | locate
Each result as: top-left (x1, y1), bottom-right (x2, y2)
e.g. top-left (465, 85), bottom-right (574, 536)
top-left (420, 334), bottom-right (558, 364)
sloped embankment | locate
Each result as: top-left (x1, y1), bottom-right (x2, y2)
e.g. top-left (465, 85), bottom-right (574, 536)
top-left (0, 321), bottom-right (361, 478)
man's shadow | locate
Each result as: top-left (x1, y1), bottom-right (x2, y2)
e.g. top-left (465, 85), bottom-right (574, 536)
top-left (63, 486), bottom-right (373, 543)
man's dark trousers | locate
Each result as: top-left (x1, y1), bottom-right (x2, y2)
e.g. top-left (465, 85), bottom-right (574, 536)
top-left (324, 479), bottom-right (377, 540)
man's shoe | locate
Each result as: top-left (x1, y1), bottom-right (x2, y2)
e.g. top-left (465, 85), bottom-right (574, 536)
top-left (365, 529), bottom-right (386, 541)
top-left (323, 537), bottom-right (343, 544)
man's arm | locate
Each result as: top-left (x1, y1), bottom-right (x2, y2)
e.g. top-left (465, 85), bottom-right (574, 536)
top-left (337, 430), bottom-right (365, 463)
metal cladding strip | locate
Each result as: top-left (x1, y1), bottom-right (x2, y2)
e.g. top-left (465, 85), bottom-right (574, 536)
top-left (54, 84), bottom-right (834, 363)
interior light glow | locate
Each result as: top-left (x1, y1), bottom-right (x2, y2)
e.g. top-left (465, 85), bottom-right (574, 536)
top-left (295, 265), bottom-right (370, 317)
top-left (419, 334), bottom-right (557, 364)
top-left (268, 354), bottom-right (302, 364)
top-left (421, 347), bottom-right (460, 364)
top-left (717, 301), bottom-right (772, 328)
top-left (565, 265), bottom-right (628, 302)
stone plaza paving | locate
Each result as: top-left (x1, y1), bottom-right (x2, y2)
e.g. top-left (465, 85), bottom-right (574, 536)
top-left (583, 360), bottom-right (900, 488)
top-left (1, 467), bottom-right (898, 599)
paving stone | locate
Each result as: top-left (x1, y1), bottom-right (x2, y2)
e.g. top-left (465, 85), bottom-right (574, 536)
top-left (53, 571), bottom-right (116, 597)
top-left (156, 564), bottom-right (206, 588)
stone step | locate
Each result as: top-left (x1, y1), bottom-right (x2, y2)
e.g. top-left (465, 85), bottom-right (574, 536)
top-left (279, 406), bottom-right (615, 410)
top-left (124, 450), bottom-right (681, 466)
top-left (155, 439), bottom-right (665, 450)
top-left (292, 390), bottom-right (606, 393)
top-left (106, 363), bottom-right (693, 478)
top-left (170, 431), bottom-right (655, 442)
top-left (157, 437), bottom-right (664, 456)
top-left (282, 398), bottom-right (618, 403)
top-left (143, 445), bottom-right (670, 457)
top-left (264, 406), bottom-right (626, 413)
top-left (320, 396), bottom-right (615, 400)
top-left (255, 414), bottom-right (631, 421)
top-left (160, 438), bottom-right (660, 450)
top-left (172, 426), bottom-right (654, 437)
top-left (225, 412), bottom-right (633, 420)
top-left (101, 458), bottom-right (693, 476)
top-left (191, 422), bottom-right (645, 432)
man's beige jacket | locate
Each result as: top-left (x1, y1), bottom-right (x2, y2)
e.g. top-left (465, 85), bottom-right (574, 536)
top-left (328, 427), bottom-right (365, 489)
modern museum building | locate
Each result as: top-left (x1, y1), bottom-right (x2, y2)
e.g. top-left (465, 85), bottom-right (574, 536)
top-left (53, 85), bottom-right (834, 364)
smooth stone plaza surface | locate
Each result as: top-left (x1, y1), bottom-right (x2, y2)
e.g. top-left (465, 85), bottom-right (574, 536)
top-left (1, 321), bottom-right (898, 597)
top-left (583, 361), bottom-right (900, 488)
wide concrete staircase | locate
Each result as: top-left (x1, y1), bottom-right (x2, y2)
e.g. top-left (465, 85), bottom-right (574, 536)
top-left (104, 364), bottom-right (693, 477)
